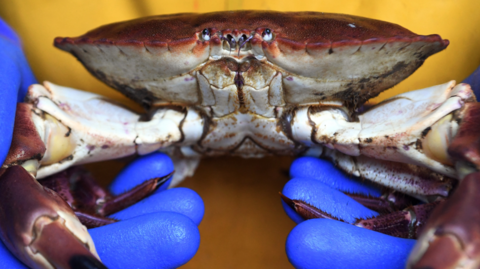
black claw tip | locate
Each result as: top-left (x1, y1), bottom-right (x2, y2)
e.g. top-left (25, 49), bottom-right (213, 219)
top-left (155, 171), bottom-right (175, 188)
top-left (69, 255), bottom-right (108, 269)
top-left (279, 192), bottom-right (295, 208)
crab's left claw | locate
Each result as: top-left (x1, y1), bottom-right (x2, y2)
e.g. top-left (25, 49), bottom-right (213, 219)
top-left (408, 102), bottom-right (480, 269)
top-left (0, 104), bottom-right (104, 269)
top-left (407, 171), bottom-right (480, 269)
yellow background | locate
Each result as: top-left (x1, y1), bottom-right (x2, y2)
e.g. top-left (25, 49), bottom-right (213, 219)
top-left (1, 1), bottom-right (479, 268)
top-left (1, 0), bottom-right (480, 104)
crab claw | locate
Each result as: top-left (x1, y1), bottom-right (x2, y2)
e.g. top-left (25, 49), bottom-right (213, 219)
top-left (0, 103), bottom-right (104, 269)
top-left (407, 171), bottom-right (480, 269)
top-left (0, 166), bottom-right (104, 269)
top-left (447, 102), bottom-right (480, 177)
top-left (407, 102), bottom-right (480, 268)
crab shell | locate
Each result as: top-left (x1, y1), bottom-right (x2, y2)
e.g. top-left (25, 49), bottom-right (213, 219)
top-left (54, 11), bottom-right (448, 111)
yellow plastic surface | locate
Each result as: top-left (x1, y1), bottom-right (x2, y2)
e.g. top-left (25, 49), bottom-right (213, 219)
top-left (1, 0), bottom-right (480, 105)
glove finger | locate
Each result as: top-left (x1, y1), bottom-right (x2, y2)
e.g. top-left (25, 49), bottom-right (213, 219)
top-left (286, 219), bottom-right (415, 269)
top-left (282, 178), bottom-right (378, 224)
top-left (0, 241), bottom-right (28, 269)
top-left (0, 35), bottom-right (37, 165)
top-left (0, 41), bottom-right (21, 165)
top-left (109, 152), bottom-right (174, 195)
top-left (0, 23), bottom-right (36, 101)
top-left (0, 19), bottom-right (20, 46)
top-left (17, 53), bottom-right (36, 101)
top-left (109, 187), bottom-right (204, 226)
top-left (290, 157), bottom-right (381, 197)
top-left (90, 212), bottom-right (200, 269)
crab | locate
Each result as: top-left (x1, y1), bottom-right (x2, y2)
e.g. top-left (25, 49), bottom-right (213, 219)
top-left (1, 10), bottom-right (480, 269)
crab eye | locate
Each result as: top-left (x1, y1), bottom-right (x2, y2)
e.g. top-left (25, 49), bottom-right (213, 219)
top-left (201, 28), bottom-right (211, 41)
top-left (262, 28), bottom-right (273, 41)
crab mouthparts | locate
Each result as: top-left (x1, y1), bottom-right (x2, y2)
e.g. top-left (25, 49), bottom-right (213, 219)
top-left (221, 33), bottom-right (253, 55)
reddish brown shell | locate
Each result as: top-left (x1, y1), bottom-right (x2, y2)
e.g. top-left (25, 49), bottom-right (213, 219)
top-left (55, 11), bottom-right (446, 50)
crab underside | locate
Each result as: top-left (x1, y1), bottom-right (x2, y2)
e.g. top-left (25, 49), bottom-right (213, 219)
top-left (2, 10), bottom-right (480, 269)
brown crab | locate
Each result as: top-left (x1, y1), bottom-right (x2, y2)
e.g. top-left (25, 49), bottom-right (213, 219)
top-left (2, 10), bottom-right (480, 269)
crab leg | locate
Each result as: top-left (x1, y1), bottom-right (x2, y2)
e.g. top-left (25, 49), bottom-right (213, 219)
top-left (24, 81), bottom-right (200, 180)
top-left (40, 167), bottom-right (172, 225)
top-left (296, 80), bottom-right (473, 176)
top-left (293, 81), bottom-right (475, 196)
top-left (1, 104), bottom-right (104, 269)
top-left (346, 190), bottom-right (419, 214)
top-left (280, 193), bottom-right (439, 239)
top-left (302, 146), bottom-right (453, 199)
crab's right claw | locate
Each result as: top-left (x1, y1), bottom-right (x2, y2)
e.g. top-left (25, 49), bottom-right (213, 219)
top-left (408, 102), bottom-right (480, 269)
top-left (447, 102), bottom-right (480, 177)
top-left (0, 166), bottom-right (105, 269)
top-left (0, 103), bottom-right (105, 269)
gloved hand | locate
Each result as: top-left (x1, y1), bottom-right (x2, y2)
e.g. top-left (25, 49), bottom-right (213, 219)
top-left (0, 19), bottom-right (204, 269)
top-left (281, 65), bottom-right (480, 269)
top-left (282, 157), bottom-right (415, 269)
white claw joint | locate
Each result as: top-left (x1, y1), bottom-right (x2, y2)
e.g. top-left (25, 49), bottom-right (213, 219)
top-left (294, 81), bottom-right (475, 179)
top-left (26, 82), bottom-right (185, 179)
top-left (290, 81), bottom-right (475, 198)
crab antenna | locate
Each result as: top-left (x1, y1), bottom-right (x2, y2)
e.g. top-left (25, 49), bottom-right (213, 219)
top-left (238, 35), bottom-right (253, 56)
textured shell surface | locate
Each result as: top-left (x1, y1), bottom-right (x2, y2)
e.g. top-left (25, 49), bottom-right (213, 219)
top-left (54, 11), bottom-right (448, 110)
top-left (53, 11), bottom-right (449, 156)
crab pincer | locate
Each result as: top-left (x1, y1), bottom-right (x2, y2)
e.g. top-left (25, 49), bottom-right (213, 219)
top-left (407, 102), bottom-right (480, 269)
top-left (0, 104), bottom-right (103, 269)
top-left (1, 103), bottom-right (174, 269)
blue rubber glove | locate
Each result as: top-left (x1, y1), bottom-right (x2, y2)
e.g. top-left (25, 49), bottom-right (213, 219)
top-left (282, 65), bottom-right (480, 269)
top-left (0, 19), bottom-right (36, 165)
top-left (462, 64), bottom-right (480, 98)
top-left (92, 152), bottom-right (204, 269)
top-left (282, 157), bottom-right (415, 269)
top-left (0, 20), bottom-right (204, 269)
